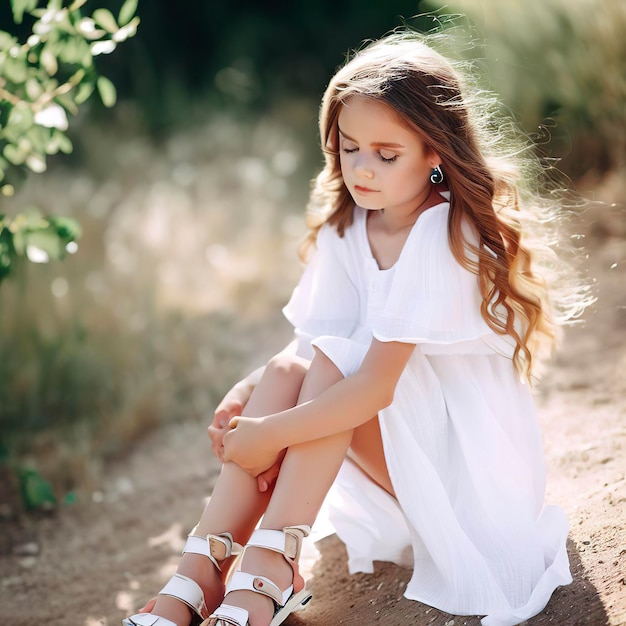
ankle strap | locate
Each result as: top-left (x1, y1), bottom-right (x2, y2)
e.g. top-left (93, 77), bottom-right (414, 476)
top-left (159, 573), bottom-right (209, 619)
top-left (247, 525), bottom-right (310, 563)
top-left (184, 530), bottom-right (242, 572)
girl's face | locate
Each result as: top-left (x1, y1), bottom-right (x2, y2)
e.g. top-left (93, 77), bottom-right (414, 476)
top-left (337, 96), bottom-right (439, 216)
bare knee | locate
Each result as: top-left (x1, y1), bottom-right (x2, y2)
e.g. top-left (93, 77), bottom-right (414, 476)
top-left (241, 351), bottom-right (309, 417)
top-left (264, 352), bottom-right (308, 388)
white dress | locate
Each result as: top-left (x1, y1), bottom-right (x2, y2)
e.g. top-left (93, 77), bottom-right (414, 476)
top-left (283, 200), bottom-right (572, 626)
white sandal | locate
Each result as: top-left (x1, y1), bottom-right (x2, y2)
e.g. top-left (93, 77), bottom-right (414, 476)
top-left (123, 527), bottom-right (243, 626)
top-left (202, 525), bottom-right (313, 626)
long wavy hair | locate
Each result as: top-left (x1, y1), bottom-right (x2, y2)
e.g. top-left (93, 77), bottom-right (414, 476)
top-left (303, 31), bottom-right (588, 380)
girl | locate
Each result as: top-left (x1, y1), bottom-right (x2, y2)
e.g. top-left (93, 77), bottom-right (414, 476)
top-left (124, 30), bottom-right (579, 626)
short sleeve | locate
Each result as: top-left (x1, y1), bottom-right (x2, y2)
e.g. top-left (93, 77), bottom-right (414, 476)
top-left (373, 205), bottom-right (516, 357)
top-left (283, 224), bottom-right (359, 357)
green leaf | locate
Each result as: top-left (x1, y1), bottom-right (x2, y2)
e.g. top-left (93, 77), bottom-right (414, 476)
top-left (10, 0), bottom-right (39, 25)
top-left (3, 144), bottom-right (26, 166)
top-left (75, 18), bottom-right (106, 40)
top-left (57, 132), bottom-right (73, 154)
top-left (40, 130), bottom-right (72, 156)
top-left (24, 229), bottom-right (62, 259)
top-left (0, 31), bottom-right (18, 51)
top-left (74, 80), bottom-right (94, 105)
top-left (3, 56), bottom-right (29, 83)
top-left (68, 0), bottom-right (88, 11)
top-left (25, 77), bottom-right (44, 100)
top-left (25, 124), bottom-right (49, 154)
top-left (7, 103), bottom-right (34, 134)
top-left (0, 235), bottom-right (12, 278)
top-left (26, 153), bottom-right (47, 173)
top-left (57, 37), bottom-right (91, 65)
top-left (92, 8), bottom-right (118, 33)
top-left (41, 44), bottom-right (58, 76)
top-left (118, 0), bottom-right (139, 26)
top-left (49, 216), bottom-right (82, 241)
top-left (112, 16), bottom-right (140, 43)
top-left (96, 75), bottom-right (116, 107)
top-left (19, 468), bottom-right (56, 510)
top-left (54, 92), bottom-right (78, 116)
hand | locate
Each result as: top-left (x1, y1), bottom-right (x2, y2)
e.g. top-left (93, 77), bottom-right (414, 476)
top-left (208, 390), bottom-right (247, 462)
top-left (256, 450), bottom-right (287, 493)
top-left (223, 416), bottom-right (281, 477)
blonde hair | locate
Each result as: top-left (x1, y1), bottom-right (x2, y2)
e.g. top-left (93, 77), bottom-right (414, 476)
top-left (303, 31), bottom-right (588, 380)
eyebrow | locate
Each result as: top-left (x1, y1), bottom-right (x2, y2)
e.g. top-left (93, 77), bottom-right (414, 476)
top-left (338, 126), bottom-right (405, 149)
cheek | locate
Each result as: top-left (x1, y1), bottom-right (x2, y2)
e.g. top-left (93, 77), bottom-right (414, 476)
top-left (338, 152), bottom-right (348, 173)
top-left (395, 162), bottom-right (422, 185)
top-left (392, 163), bottom-right (429, 195)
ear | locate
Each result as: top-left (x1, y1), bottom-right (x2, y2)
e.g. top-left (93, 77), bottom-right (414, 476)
top-left (425, 145), bottom-right (441, 169)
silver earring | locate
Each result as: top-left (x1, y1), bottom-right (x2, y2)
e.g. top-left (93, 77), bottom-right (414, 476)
top-left (430, 165), bottom-right (444, 184)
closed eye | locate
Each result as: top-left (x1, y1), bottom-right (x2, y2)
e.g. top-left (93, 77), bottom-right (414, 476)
top-left (342, 147), bottom-right (397, 163)
top-left (379, 153), bottom-right (397, 163)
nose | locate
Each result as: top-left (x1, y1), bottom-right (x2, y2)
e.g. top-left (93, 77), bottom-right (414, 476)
top-left (354, 154), bottom-right (374, 179)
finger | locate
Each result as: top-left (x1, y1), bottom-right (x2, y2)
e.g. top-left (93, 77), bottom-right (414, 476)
top-left (207, 425), bottom-right (217, 442)
top-left (228, 416), bottom-right (240, 429)
top-left (212, 411), bottom-right (229, 430)
top-left (229, 400), bottom-right (244, 416)
top-left (211, 442), bottom-right (222, 459)
top-left (258, 466), bottom-right (279, 491)
top-left (208, 425), bottom-right (225, 443)
top-left (257, 469), bottom-right (276, 492)
top-left (221, 442), bottom-right (231, 463)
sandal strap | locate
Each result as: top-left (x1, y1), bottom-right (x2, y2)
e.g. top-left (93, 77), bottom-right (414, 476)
top-left (225, 570), bottom-right (292, 607)
top-left (159, 573), bottom-right (209, 619)
top-left (123, 614), bottom-right (178, 626)
top-left (184, 529), bottom-right (242, 572)
top-left (205, 525), bottom-right (311, 626)
top-left (247, 525), bottom-right (310, 564)
top-left (205, 604), bottom-right (249, 626)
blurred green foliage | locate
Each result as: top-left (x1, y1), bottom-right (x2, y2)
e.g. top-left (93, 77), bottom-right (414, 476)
top-left (0, 0), bottom-right (139, 282)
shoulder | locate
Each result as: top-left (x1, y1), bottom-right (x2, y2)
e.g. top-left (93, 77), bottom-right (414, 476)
top-left (411, 200), bottom-right (479, 264)
top-left (407, 201), bottom-right (450, 260)
top-left (397, 201), bottom-right (480, 291)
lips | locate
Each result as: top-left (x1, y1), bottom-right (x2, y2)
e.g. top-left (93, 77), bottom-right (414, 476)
top-left (353, 185), bottom-right (379, 194)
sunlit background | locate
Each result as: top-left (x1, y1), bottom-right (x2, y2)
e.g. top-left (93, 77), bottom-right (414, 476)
top-left (1, 0), bottom-right (624, 507)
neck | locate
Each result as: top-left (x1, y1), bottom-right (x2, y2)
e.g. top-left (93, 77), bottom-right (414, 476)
top-left (378, 186), bottom-right (442, 231)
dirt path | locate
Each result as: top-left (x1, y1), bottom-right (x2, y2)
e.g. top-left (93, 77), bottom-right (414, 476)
top-left (0, 213), bottom-right (624, 626)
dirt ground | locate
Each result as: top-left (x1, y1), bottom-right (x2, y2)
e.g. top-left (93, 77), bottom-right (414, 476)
top-left (0, 196), bottom-right (624, 625)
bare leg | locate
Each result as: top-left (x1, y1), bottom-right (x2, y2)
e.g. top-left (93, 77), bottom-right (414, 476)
top-left (349, 416), bottom-right (395, 496)
top-left (144, 354), bottom-right (308, 626)
top-left (222, 350), bottom-right (352, 626)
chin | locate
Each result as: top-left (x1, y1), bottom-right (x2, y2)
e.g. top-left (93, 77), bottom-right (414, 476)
top-left (350, 196), bottom-right (382, 211)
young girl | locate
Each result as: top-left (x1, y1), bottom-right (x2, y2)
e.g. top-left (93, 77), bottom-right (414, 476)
top-left (124, 30), bottom-right (578, 626)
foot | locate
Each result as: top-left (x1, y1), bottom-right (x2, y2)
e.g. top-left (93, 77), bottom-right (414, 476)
top-left (138, 553), bottom-right (225, 626)
top-left (219, 547), bottom-right (297, 626)
top-left (207, 525), bottom-right (311, 626)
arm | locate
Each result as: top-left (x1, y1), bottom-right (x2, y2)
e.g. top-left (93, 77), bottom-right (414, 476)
top-left (223, 339), bottom-right (415, 474)
top-left (208, 339), bottom-right (298, 460)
